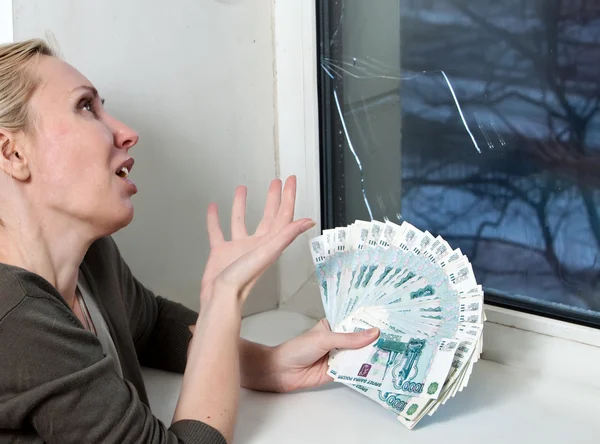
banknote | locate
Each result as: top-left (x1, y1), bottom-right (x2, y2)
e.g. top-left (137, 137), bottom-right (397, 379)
top-left (309, 218), bottom-right (485, 429)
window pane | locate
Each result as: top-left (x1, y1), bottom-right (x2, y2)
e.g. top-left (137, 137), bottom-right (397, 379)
top-left (318, 0), bottom-right (600, 323)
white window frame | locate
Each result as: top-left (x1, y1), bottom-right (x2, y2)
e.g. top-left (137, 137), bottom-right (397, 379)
top-left (272, 0), bottom-right (600, 389)
top-left (0, 0), bottom-right (13, 44)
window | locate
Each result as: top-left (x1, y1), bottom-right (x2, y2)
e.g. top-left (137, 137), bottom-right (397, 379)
top-left (316, 0), bottom-right (600, 327)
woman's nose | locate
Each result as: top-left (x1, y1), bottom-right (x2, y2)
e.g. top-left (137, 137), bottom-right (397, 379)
top-left (112, 118), bottom-right (140, 150)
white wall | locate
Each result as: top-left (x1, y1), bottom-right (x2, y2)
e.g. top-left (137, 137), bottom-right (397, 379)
top-left (13, 0), bottom-right (280, 316)
top-left (0, 0), bottom-right (11, 43)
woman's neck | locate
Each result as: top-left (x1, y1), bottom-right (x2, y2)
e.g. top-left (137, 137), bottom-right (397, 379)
top-left (0, 209), bottom-right (93, 307)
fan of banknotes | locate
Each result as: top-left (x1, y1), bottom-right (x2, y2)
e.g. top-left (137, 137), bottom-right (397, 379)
top-left (309, 219), bottom-right (485, 429)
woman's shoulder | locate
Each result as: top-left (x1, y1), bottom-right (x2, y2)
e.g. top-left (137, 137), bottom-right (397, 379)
top-left (0, 261), bottom-right (106, 376)
top-left (0, 235), bottom-right (126, 325)
top-left (0, 262), bottom-right (67, 323)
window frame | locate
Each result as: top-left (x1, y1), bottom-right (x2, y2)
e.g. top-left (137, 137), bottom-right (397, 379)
top-left (272, 0), bottom-right (600, 372)
top-left (0, 0), bottom-right (13, 44)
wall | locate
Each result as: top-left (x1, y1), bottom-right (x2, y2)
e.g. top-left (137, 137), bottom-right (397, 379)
top-left (0, 0), bottom-right (11, 43)
top-left (13, 0), bottom-right (280, 316)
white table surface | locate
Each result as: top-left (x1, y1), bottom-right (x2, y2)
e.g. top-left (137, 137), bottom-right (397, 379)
top-left (142, 310), bottom-right (600, 444)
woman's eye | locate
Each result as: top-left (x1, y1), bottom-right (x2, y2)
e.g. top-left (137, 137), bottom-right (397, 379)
top-left (78, 98), bottom-right (97, 115)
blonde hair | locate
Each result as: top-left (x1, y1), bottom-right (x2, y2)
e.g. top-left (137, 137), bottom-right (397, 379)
top-left (0, 39), bottom-right (55, 133)
top-left (0, 39), bottom-right (55, 227)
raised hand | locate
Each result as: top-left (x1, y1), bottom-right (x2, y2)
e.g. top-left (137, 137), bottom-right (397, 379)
top-left (177, 178), bottom-right (314, 444)
top-left (200, 176), bottom-right (309, 305)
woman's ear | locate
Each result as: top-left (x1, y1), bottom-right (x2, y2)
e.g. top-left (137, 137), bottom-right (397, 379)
top-left (0, 130), bottom-right (31, 181)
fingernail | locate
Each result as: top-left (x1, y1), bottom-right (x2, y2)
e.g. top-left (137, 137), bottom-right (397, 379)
top-left (365, 328), bottom-right (379, 336)
top-left (302, 220), bottom-right (316, 230)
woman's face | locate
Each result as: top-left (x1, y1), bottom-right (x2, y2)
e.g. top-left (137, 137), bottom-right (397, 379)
top-left (23, 55), bottom-right (140, 236)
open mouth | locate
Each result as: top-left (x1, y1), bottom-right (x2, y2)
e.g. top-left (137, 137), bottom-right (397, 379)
top-left (115, 158), bottom-right (134, 179)
top-left (116, 166), bottom-right (130, 178)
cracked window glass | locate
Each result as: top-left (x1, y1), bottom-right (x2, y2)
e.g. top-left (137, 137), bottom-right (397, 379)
top-left (317, 0), bottom-right (600, 323)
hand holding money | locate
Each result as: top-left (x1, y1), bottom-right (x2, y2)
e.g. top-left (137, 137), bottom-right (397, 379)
top-left (265, 318), bottom-right (379, 393)
top-left (309, 219), bottom-right (485, 429)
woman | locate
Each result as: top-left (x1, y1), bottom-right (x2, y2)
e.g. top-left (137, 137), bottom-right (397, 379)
top-left (0, 39), bottom-right (379, 443)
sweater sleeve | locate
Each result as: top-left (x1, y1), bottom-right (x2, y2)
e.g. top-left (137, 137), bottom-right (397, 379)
top-left (107, 237), bottom-right (200, 373)
top-left (0, 295), bottom-right (225, 444)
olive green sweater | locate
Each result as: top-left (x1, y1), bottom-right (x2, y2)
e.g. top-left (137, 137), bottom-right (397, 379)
top-left (0, 236), bottom-right (227, 444)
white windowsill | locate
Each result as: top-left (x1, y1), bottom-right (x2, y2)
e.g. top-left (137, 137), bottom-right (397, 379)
top-left (484, 304), bottom-right (600, 347)
top-left (143, 309), bottom-right (600, 443)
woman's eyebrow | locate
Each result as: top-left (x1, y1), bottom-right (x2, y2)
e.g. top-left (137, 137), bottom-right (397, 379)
top-left (71, 85), bottom-right (105, 104)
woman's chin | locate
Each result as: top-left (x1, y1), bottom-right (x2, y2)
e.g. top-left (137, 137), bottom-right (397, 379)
top-left (118, 208), bottom-right (135, 229)
top-left (116, 204), bottom-right (135, 228)
top-left (98, 203), bottom-right (135, 236)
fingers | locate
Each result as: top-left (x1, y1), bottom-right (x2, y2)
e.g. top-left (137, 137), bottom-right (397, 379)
top-left (231, 185), bottom-right (248, 240)
top-left (206, 202), bottom-right (225, 247)
top-left (255, 179), bottom-right (282, 235)
top-left (219, 217), bottom-right (315, 297)
top-left (272, 176), bottom-right (297, 232)
top-left (255, 175), bottom-right (297, 236)
top-left (322, 328), bottom-right (380, 351)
